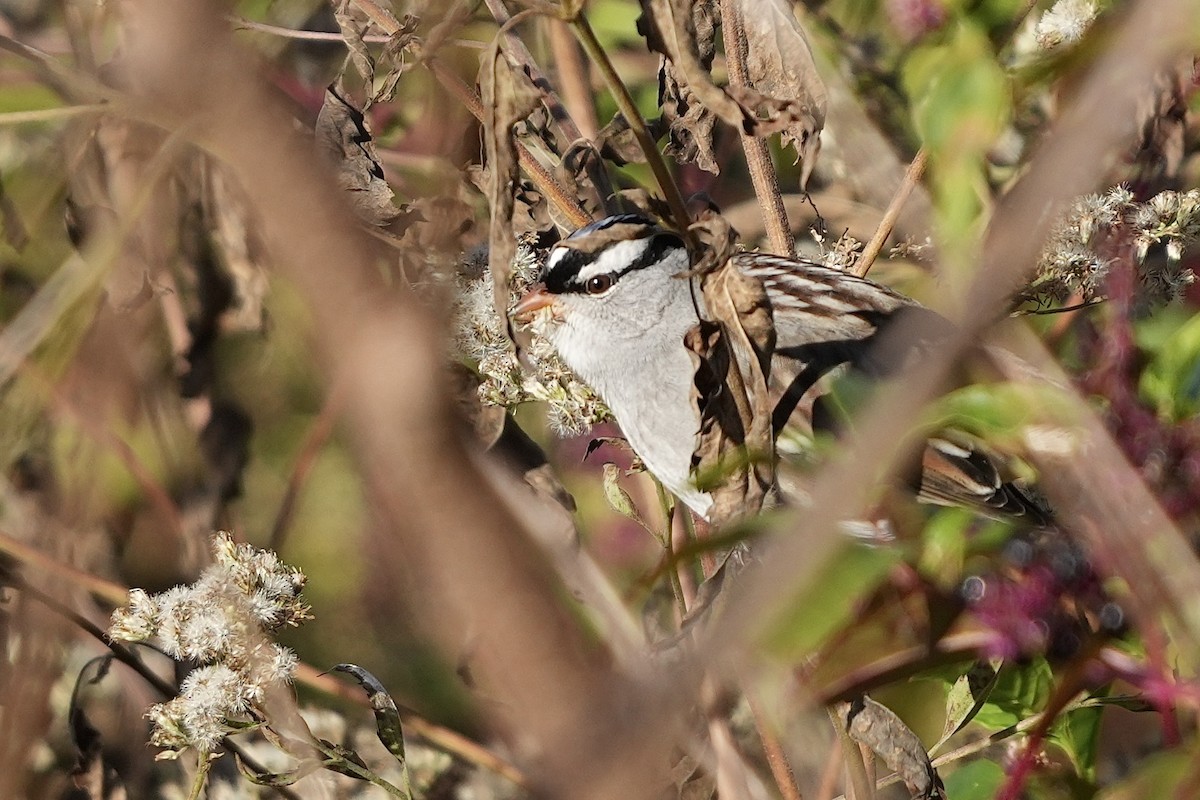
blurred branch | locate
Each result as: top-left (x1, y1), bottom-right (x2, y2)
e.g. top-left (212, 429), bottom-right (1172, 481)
top-left (118, 5), bottom-right (679, 798)
top-left (0, 104), bottom-right (107, 125)
top-left (268, 381), bottom-right (346, 553)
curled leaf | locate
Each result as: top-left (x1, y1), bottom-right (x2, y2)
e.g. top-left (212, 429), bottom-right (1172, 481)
top-left (332, 663), bottom-right (406, 763)
top-left (731, 0), bottom-right (827, 181)
top-left (838, 696), bottom-right (945, 800)
top-left (315, 86), bottom-right (400, 227)
top-left (638, 0), bottom-right (826, 180)
top-left (687, 215), bottom-right (777, 524)
top-left (479, 40), bottom-right (543, 352)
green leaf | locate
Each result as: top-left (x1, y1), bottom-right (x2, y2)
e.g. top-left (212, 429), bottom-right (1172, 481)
top-left (1138, 310), bottom-right (1200, 422)
top-left (972, 658), bottom-right (1053, 729)
top-left (332, 663), bottom-right (406, 763)
top-left (936, 661), bottom-right (1000, 749)
top-left (1048, 703), bottom-right (1103, 781)
top-left (942, 758), bottom-right (1005, 800)
top-left (762, 542), bottom-right (902, 659)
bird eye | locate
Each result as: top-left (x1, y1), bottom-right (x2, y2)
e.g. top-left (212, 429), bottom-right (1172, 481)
top-left (584, 274), bottom-right (614, 294)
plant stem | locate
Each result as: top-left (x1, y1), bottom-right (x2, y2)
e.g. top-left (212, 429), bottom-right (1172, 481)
top-left (719, 0), bottom-right (794, 255)
top-left (853, 148), bottom-right (927, 277)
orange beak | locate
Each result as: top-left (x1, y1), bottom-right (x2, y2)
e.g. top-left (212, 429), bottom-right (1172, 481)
top-left (512, 283), bottom-right (558, 325)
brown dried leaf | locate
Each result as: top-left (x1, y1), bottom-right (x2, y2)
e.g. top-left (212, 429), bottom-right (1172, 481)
top-left (480, 41), bottom-right (543, 349)
top-left (837, 697), bottom-right (945, 800)
top-left (656, 0), bottom-right (720, 173)
top-left (638, 0), bottom-right (826, 178)
top-left (332, 0), bottom-right (375, 83)
top-left (593, 113), bottom-right (646, 166)
top-left (733, 0), bottom-right (826, 181)
top-left (687, 215), bottom-right (777, 525)
top-left (315, 85), bottom-right (399, 227)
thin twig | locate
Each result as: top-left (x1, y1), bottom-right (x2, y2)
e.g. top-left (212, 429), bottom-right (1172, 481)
top-left (719, 0), bottom-right (794, 255)
top-left (0, 104), bottom-right (107, 125)
top-left (853, 148), bottom-right (927, 277)
top-left (20, 364), bottom-right (185, 538)
top-left (228, 15), bottom-right (485, 47)
top-left (829, 706), bottom-right (873, 800)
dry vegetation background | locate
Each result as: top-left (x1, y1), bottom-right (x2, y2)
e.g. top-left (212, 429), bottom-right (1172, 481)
top-left (1, 0), bottom-right (1200, 798)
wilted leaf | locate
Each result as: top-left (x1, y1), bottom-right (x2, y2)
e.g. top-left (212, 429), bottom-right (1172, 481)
top-left (235, 759), bottom-right (307, 788)
top-left (638, 0), bottom-right (751, 136)
top-left (730, 0), bottom-right (826, 182)
top-left (479, 42), bottom-right (543, 351)
top-left (838, 696), bottom-right (945, 800)
top-left (332, 663), bottom-right (407, 763)
top-left (593, 113), bottom-right (648, 166)
top-left (315, 85), bottom-right (400, 227)
top-left (69, 656), bottom-right (117, 798)
top-left (653, 0), bottom-right (720, 173)
top-left (332, 0), bottom-right (375, 83)
top-left (687, 214), bottom-right (776, 524)
top-left (638, 0), bottom-right (825, 178)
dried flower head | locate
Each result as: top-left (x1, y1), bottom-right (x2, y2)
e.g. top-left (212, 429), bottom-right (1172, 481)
top-left (109, 532), bottom-right (310, 755)
top-left (1028, 187), bottom-right (1198, 309)
top-left (1034, 0), bottom-right (1098, 49)
top-left (452, 242), bottom-right (610, 436)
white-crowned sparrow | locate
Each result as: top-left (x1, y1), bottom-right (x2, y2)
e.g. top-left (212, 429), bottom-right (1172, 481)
top-left (513, 213), bottom-right (1048, 525)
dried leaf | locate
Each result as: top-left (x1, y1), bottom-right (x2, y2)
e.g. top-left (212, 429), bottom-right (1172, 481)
top-left (480, 45), bottom-right (544, 348)
top-left (69, 657), bottom-right (116, 799)
top-left (655, 0), bottom-right (720, 173)
top-left (602, 462), bottom-right (641, 519)
top-left (315, 85), bottom-right (399, 227)
top-left (593, 113), bottom-right (647, 166)
top-left (373, 16), bottom-right (421, 104)
top-left (838, 696), bottom-right (946, 800)
top-left (638, 0), bottom-right (826, 179)
top-left (331, 663), bottom-right (407, 763)
top-left (938, 662), bottom-right (1000, 747)
top-left (732, 0), bottom-right (827, 182)
top-left (687, 215), bottom-right (777, 524)
top-left (332, 0), bottom-right (375, 83)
